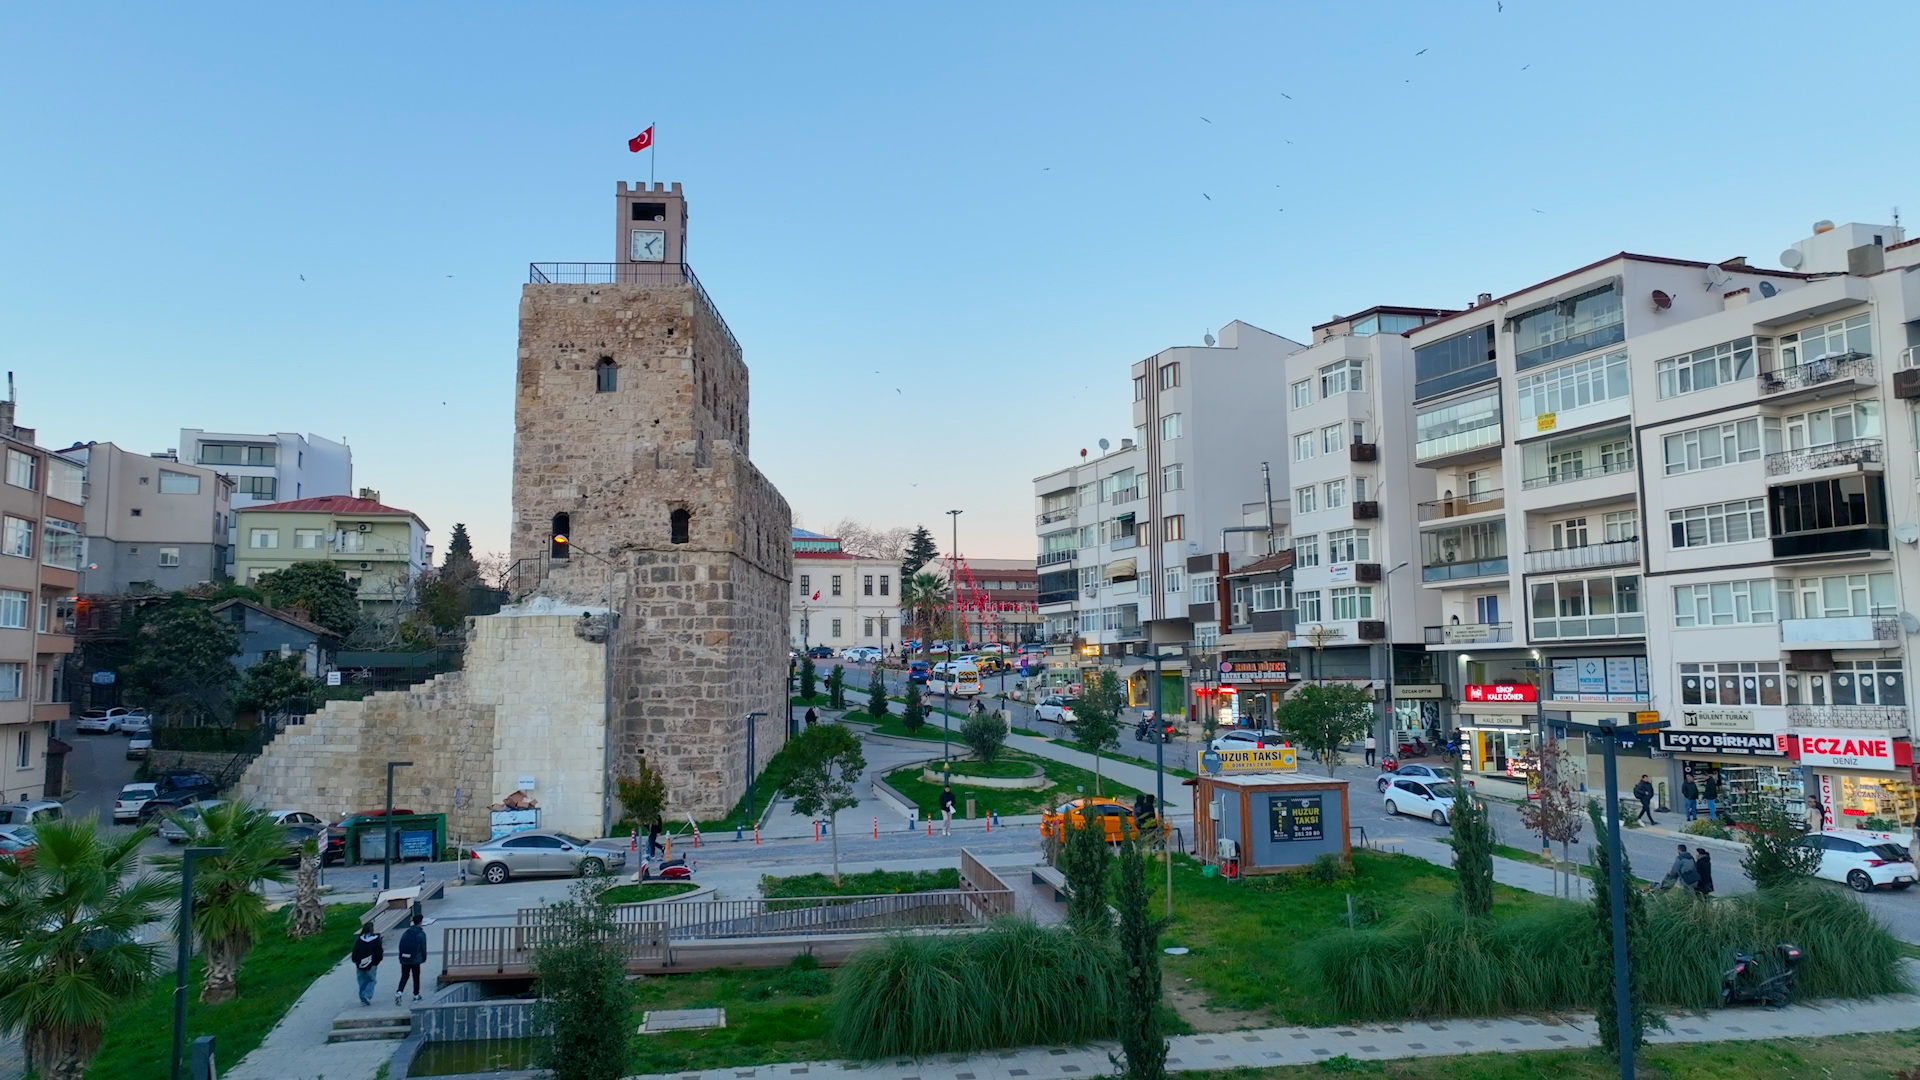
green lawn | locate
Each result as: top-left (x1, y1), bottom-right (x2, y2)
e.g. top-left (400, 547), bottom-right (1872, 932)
top-left (884, 748), bottom-right (1143, 816)
top-left (598, 881), bottom-right (702, 904)
top-left (760, 867), bottom-right (959, 898)
top-left (859, 703), bottom-right (1044, 739)
top-left (89, 903), bottom-right (372, 1080)
top-left (625, 960), bottom-right (836, 1075)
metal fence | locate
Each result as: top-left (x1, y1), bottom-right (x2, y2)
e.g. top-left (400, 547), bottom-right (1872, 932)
top-left (527, 262), bottom-right (739, 357)
top-left (632, 890), bottom-right (1010, 938)
top-left (441, 920), bottom-right (669, 976)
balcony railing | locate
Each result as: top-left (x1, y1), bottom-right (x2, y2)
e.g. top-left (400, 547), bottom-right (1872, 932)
top-left (1764, 438), bottom-right (1884, 477)
top-left (1424, 622), bottom-right (1514, 645)
top-left (1421, 556), bottom-right (1509, 583)
top-left (1785, 704), bottom-right (1910, 730)
top-left (1415, 424), bottom-right (1503, 464)
top-left (1758, 353), bottom-right (1874, 395)
top-left (528, 262), bottom-right (739, 357)
top-left (1109, 534), bottom-right (1138, 552)
top-left (1522, 539), bottom-right (1639, 574)
top-left (1530, 613), bottom-right (1646, 641)
top-left (1779, 615), bottom-right (1902, 649)
top-left (1037, 550), bottom-right (1078, 567)
top-left (1036, 508), bottom-right (1075, 526)
top-left (1114, 625), bottom-right (1145, 641)
top-left (1416, 490), bottom-right (1505, 521)
top-left (1521, 456), bottom-right (1634, 490)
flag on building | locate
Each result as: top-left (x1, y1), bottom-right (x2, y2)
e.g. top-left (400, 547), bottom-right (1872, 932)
top-left (628, 126), bottom-right (654, 153)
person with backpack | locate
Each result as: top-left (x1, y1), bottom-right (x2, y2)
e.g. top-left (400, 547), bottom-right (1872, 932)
top-left (395, 910), bottom-right (428, 1006)
top-left (1681, 775), bottom-right (1700, 821)
top-left (1633, 775), bottom-right (1658, 825)
top-left (1694, 847), bottom-right (1715, 897)
top-left (350, 921), bottom-right (384, 1006)
top-left (1659, 843), bottom-right (1698, 891)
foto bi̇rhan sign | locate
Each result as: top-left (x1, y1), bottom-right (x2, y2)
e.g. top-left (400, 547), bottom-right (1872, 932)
top-left (1797, 729), bottom-right (1898, 772)
top-left (1198, 746), bottom-right (1299, 774)
top-left (1654, 730), bottom-right (1787, 757)
top-left (1269, 793), bottom-right (1324, 842)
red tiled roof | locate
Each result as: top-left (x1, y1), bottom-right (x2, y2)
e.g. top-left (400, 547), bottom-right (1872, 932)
top-left (1226, 551), bottom-right (1295, 577)
top-left (793, 550), bottom-right (861, 560)
top-left (242, 495), bottom-right (424, 524)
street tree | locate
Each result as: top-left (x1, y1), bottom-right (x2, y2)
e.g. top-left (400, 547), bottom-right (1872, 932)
top-left (1586, 801), bottom-right (1659, 1060)
top-left (799, 654), bottom-right (818, 700)
top-left (1274, 683), bottom-right (1374, 776)
top-left (0, 817), bottom-right (171, 1080)
top-left (900, 680), bottom-right (927, 733)
top-left (1114, 836), bottom-right (1170, 1080)
top-left (1448, 758), bottom-right (1496, 918)
top-left (780, 723), bottom-right (867, 884)
top-left (829, 519), bottom-right (915, 560)
top-left (828, 664), bottom-right (846, 709)
top-left (1071, 670), bottom-right (1125, 795)
top-left (1740, 796), bottom-right (1822, 888)
top-left (531, 878), bottom-right (630, 1080)
top-left (234, 653), bottom-right (322, 731)
top-left (616, 756), bottom-right (668, 836)
top-left (255, 559), bottom-right (361, 636)
top-left (286, 837), bottom-right (325, 940)
top-left (1516, 739), bottom-right (1585, 864)
top-left (123, 597), bottom-right (241, 727)
top-left (900, 526), bottom-right (939, 577)
top-left (899, 572), bottom-right (950, 656)
top-left (1056, 815), bottom-right (1110, 936)
top-left (865, 666), bottom-right (889, 721)
top-left (155, 801), bottom-right (292, 1002)
top-left (960, 709), bottom-right (1009, 764)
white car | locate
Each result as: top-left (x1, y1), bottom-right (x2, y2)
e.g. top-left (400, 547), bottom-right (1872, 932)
top-left (1034, 696), bottom-right (1077, 724)
top-left (125, 735), bottom-right (152, 760)
top-left (74, 709), bottom-right (130, 734)
top-left (1376, 763), bottom-right (1450, 793)
top-left (159, 799), bottom-right (225, 843)
top-left (1383, 777), bottom-right (1457, 825)
top-left (1210, 728), bottom-right (1288, 752)
top-left (114, 783), bottom-right (159, 823)
top-left (268, 809), bottom-right (325, 826)
top-left (843, 647), bottom-right (881, 663)
top-left (119, 713), bottom-right (151, 736)
top-left (1801, 829), bottom-right (1917, 892)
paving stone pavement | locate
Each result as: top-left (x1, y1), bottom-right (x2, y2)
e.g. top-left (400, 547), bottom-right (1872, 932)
top-left (622, 979), bottom-right (1920, 1080)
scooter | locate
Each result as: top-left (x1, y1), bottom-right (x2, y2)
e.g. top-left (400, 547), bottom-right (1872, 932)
top-left (1721, 943), bottom-right (1803, 1007)
top-left (1134, 720), bottom-right (1174, 743)
top-left (637, 854), bottom-right (695, 882)
top-left (1398, 737), bottom-right (1429, 758)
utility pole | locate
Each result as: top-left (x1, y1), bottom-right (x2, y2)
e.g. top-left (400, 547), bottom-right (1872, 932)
top-left (171, 846), bottom-right (223, 1080)
top-left (384, 761), bottom-right (413, 890)
top-left (944, 509), bottom-right (963, 768)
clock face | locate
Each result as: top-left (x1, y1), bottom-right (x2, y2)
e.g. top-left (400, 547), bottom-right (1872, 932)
top-left (629, 229), bottom-right (666, 262)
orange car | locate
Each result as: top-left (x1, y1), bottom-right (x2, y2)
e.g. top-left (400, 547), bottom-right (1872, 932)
top-left (1040, 797), bottom-right (1139, 843)
top-left (0, 828), bottom-right (36, 869)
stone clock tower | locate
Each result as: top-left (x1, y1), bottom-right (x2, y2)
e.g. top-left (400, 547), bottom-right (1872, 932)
top-left (512, 181), bottom-right (792, 819)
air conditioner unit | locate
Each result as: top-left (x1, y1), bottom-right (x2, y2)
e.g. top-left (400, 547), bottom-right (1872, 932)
top-left (1357, 620), bottom-right (1387, 640)
top-left (1352, 500), bottom-right (1380, 520)
top-left (356, 523), bottom-right (372, 533)
top-left (1893, 368), bottom-right (1920, 400)
top-left (1355, 563), bottom-right (1383, 583)
top-left (358, 562), bottom-right (373, 572)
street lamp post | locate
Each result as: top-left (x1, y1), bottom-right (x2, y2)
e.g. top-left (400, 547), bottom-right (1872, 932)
top-left (384, 760), bottom-right (414, 890)
top-left (943, 510), bottom-right (962, 769)
top-left (1380, 561), bottom-right (1409, 759)
top-left (1148, 648), bottom-right (1182, 916)
top-left (171, 845), bottom-right (224, 1080)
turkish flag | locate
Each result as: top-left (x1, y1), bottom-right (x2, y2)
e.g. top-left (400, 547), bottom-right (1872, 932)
top-left (811, 590), bottom-right (820, 601)
top-left (628, 126), bottom-right (654, 153)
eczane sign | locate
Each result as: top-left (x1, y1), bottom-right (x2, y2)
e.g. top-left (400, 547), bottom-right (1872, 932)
top-left (1796, 729), bottom-right (1896, 771)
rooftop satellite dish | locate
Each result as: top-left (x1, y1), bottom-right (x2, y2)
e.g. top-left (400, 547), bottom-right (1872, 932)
top-left (1703, 263), bottom-right (1732, 291)
top-left (1203, 332), bottom-right (1216, 347)
top-left (1650, 289), bottom-right (1673, 311)
top-left (1780, 248), bottom-right (1805, 269)
top-left (1098, 438), bottom-right (1111, 452)
top-left (1897, 522), bottom-right (1920, 545)
top-left (1758, 280), bottom-right (1778, 298)
top-left (1903, 611), bottom-right (1920, 635)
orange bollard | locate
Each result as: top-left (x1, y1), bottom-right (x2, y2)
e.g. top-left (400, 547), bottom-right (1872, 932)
top-left (985, 815), bottom-right (991, 833)
top-left (926, 815), bottom-right (933, 837)
top-left (754, 826), bottom-right (760, 845)
top-left (873, 816), bottom-right (879, 839)
top-left (814, 820), bottom-right (820, 842)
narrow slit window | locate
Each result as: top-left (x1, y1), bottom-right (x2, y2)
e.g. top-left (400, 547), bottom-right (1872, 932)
top-left (670, 508), bottom-right (691, 545)
top-left (595, 358), bottom-right (618, 393)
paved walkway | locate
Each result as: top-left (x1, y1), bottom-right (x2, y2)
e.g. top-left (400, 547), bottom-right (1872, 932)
top-left (625, 976), bottom-right (1920, 1080)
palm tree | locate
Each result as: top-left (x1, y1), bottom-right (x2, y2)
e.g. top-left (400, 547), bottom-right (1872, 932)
top-left (0, 816), bottom-right (172, 1080)
top-left (286, 838), bottom-right (325, 940)
top-left (899, 572), bottom-right (950, 661)
top-left (155, 801), bottom-right (292, 1003)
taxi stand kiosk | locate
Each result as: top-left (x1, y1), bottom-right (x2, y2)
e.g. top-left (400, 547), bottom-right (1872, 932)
top-left (1192, 746), bottom-right (1352, 877)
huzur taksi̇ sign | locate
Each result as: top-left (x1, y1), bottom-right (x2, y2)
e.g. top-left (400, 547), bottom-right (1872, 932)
top-left (1199, 746), bottom-right (1300, 773)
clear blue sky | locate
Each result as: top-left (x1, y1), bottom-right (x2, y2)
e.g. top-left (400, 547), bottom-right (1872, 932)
top-left (4, 2), bottom-right (1916, 561)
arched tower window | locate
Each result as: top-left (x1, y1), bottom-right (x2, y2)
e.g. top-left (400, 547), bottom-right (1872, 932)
top-left (670, 509), bottom-right (691, 545)
top-left (595, 357), bottom-right (618, 393)
top-left (551, 512), bottom-right (571, 559)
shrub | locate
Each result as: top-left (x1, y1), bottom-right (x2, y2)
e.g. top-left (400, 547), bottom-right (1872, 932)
top-left (865, 667), bottom-right (889, 720)
top-left (530, 880), bottom-right (631, 1080)
top-left (1740, 797), bottom-right (1821, 889)
top-left (1309, 852), bottom-right (1352, 883)
top-left (1861, 816), bottom-right (1901, 832)
top-left (828, 665), bottom-right (846, 709)
top-left (960, 710), bottom-right (1009, 764)
top-left (1683, 817), bottom-right (1733, 840)
top-left (799, 655), bottom-right (817, 700)
top-left (1304, 902), bottom-right (1589, 1019)
top-left (900, 681), bottom-right (926, 733)
top-left (1057, 817), bottom-right (1111, 936)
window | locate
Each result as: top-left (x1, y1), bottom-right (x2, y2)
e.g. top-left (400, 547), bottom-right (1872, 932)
top-left (1100, 469), bottom-right (1138, 503)
top-left (1133, 375), bottom-right (1147, 401)
top-left (1196, 623), bottom-right (1219, 648)
top-left (1788, 571), bottom-right (1897, 619)
top-left (35, 598), bottom-right (46, 632)
top-left (1161, 463), bottom-right (1184, 492)
top-left (47, 458), bottom-right (82, 504)
top-left (158, 547), bottom-right (180, 567)
top-left (1291, 380), bottom-right (1312, 409)
top-left (2, 517), bottom-right (31, 559)
top-left (1779, 312), bottom-right (1871, 366)
top-left (236, 476), bottom-right (277, 500)
top-left (1081, 566), bottom-right (1102, 596)
top-left (1781, 401), bottom-right (1880, 450)
top-left (1293, 534), bottom-right (1320, 568)
top-left (1414, 324), bottom-right (1497, 400)
top-left (158, 469), bottom-right (200, 494)
top-left (1476, 594), bottom-right (1501, 624)
top-left (829, 618), bottom-right (842, 638)
top-left (1669, 498), bottom-right (1766, 548)
top-left (1158, 362), bottom-right (1180, 390)
top-left (1165, 568), bottom-right (1183, 594)
top-left (1528, 574), bottom-right (1643, 639)
top-left (595, 357), bottom-right (618, 393)
top-left (1156, 515), bottom-right (1183, 542)
top-left (1293, 433), bottom-right (1315, 461)
top-left (5, 451), bottom-right (34, 491)
top-left (1319, 358), bottom-right (1364, 396)
top-left (1673, 579), bottom-right (1779, 628)
top-left (1552, 517), bottom-right (1588, 549)
top-left (1330, 586), bottom-right (1374, 621)
top-left (1294, 486), bottom-right (1317, 514)
top-left (199, 443), bottom-right (276, 467)
top-left (250, 528), bottom-right (279, 549)
top-left (1768, 475), bottom-right (1887, 553)
top-left (863, 574), bottom-right (874, 596)
top-left (16, 730), bottom-right (27, 768)
top-left (799, 574), bottom-right (810, 593)
top-left (1079, 609), bottom-right (1101, 633)
top-left (1324, 480), bottom-right (1346, 509)
top-left (293, 529), bottom-right (324, 550)
top-left (880, 574), bottom-right (891, 596)
top-left (1516, 351), bottom-right (1628, 419)
top-left (41, 518), bottom-right (78, 570)
top-left (1352, 420), bottom-right (1368, 444)
top-left (864, 618), bottom-right (874, 637)
top-left (1663, 418), bottom-right (1762, 475)
top-left (1190, 572), bottom-right (1218, 606)
top-left (1077, 482), bottom-right (1096, 508)
top-left (1326, 528), bottom-right (1370, 563)
top-left (1786, 659), bottom-right (1905, 707)
top-left (670, 508), bottom-right (691, 544)
top-left (1679, 662), bottom-right (1782, 706)
top-left (1657, 337), bottom-right (1760, 398)
top-left (1604, 511), bottom-right (1637, 542)
top-left (1353, 476), bottom-right (1369, 501)
top-left (1322, 425), bottom-right (1344, 454)
top-left (1253, 580), bottom-right (1291, 612)
top-left (831, 575), bottom-right (843, 597)
top-left (1511, 283), bottom-right (1624, 370)
top-left (0, 591), bottom-right (25, 629)
top-left (0, 663), bottom-right (20, 700)
top-left (1159, 413), bottom-right (1183, 441)
top-left (1414, 388), bottom-right (1501, 460)
top-left (1296, 590), bottom-right (1323, 622)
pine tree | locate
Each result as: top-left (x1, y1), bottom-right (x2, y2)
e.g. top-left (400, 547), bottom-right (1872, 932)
top-left (443, 522), bottom-right (476, 571)
top-left (800, 655), bottom-right (817, 700)
top-left (901, 526), bottom-right (939, 578)
top-left (1113, 837), bottom-right (1169, 1080)
top-left (1058, 817), bottom-right (1111, 937)
top-left (1586, 800), bottom-right (1659, 1060)
top-left (827, 665), bottom-right (846, 709)
top-left (901, 680), bottom-right (927, 733)
top-left (1448, 757), bottom-right (1496, 918)
top-left (866, 666), bottom-right (889, 721)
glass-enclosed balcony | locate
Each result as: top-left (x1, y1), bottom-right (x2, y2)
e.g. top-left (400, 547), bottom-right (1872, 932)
top-left (1415, 388), bottom-right (1503, 466)
top-left (1421, 520), bottom-right (1508, 583)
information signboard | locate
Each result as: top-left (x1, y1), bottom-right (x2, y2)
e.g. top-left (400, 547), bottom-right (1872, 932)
top-left (1268, 793), bottom-right (1324, 842)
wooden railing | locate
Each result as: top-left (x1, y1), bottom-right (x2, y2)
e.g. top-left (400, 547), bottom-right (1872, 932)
top-left (960, 849), bottom-right (1016, 916)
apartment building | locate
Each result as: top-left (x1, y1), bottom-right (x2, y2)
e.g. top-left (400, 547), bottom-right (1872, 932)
top-left (1034, 320), bottom-right (1307, 713)
top-left (232, 493), bottom-right (430, 612)
top-left (177, 428), bottom-right (352, 510)
top-left (58, 442), bottom-right (233, 594)
top-left (791, 529), bottom-right (900, 651)
top-left (0, 397), bottom-right (82, 801)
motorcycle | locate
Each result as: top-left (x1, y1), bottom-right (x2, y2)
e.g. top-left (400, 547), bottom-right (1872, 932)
top-left (1134, 720), bottom-right (1174, 743)
top-left (1398, 737), bottom-right (1429, 758)
top-left (1721, 943), bottom-right (1803, 1007)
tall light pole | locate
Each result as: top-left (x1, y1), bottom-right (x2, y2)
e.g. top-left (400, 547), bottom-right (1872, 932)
top-left (384, 760), bottom-right (413, 890)
top-left (172, 845), bottom-right (223, 1080)
top-left (943, 510), bottom-right (963, 766)
top-left (1380, 561), bottom-right (1409, 758)
top-left (1148, 648), bottom-right (1182, 916)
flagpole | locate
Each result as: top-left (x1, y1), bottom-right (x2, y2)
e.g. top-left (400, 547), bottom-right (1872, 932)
top-left (650, 120), bottom-right (656, 185)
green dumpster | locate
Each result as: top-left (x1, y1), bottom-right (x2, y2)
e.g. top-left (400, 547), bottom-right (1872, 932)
top-left (337, 810), bottom-right (446, 866)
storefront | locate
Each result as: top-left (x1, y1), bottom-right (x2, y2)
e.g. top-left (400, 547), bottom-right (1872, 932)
top-left (1454, 683), bottom-right (1537, 777)
top-left (1656, 722), bottom-right (1799, 822)
top-left (1393, 685), bottom-right (1444, 750)
top-left (1792, 729), bottom-right (1915, 830)
top-left (1216, 658), bottom-right (1289, 728)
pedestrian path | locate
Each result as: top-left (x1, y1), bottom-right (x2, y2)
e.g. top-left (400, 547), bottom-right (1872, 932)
top-left (623, 975), bottom-right (1920, 1080)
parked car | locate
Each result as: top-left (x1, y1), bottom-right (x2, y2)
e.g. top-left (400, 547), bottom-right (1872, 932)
top-left (806, 645), bottom-right (835, 659)
top-left (1801, 829), bottom-right (1917, 892)
top-left (908, 661), bottom-right (931, 684)
top-left (466, 830), bottom-right (630, 884)
top-left (1376, 763), bottom-right (1450, 793)
top-left (269, 809), bottom-right (326, 826)
top-left (843, 647), bottom-right (881, 663)
top-left (119, 714), bottom-right (151, 736)
top-left (137, 771), bottom-right (219, 823)
top-left (1210, 728), bottom-right (1288, 752)
top-left (1040, 798), bottom-right (1138, 844)
top-left (1034, 695), bottom-right (1078, 724)
top-left (1383, 777), bottom-right (1456, 826)
top-left (113, 782), bottom-right (159, 824)
top-left (1018, 643), bottom-right (1045, 655)
top-left (0, 826), bottom-right (37, 868)
top-left (74, 709), bottom-right (131, 734)
top-left (125, 734), bottom-right (152, 760)
top-left (0, 801), bottom-right (64, 828)
top-left (978, 643), bottom-right (1010, 655)
top-left (159, 799), bottom-right (226, 843)
top-left (279, 823), bottom-right (346, 867)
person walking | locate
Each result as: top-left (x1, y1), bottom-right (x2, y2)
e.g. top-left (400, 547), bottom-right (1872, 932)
top-left (395, 911), bottom-right (428, 1006)
top-left (1911, 808), bottom-right (1920, 863)
top-left (1364, 734), bottom-right (1377, 767)
top-left (1694, 847), bottom-right (1715, 897)
top-left (1702, 774), bottom-right (1720, 821)
top-left (351, 921), bottom-right (384, 1007)
top-left (1633, 775), bottom-right (1658, 825)
top-left (1681, 775), bottom-right (1700, 822)
top-left (646, 820), bottom-right (660, 861)
top-left (938, 784), bottom-right (955, 836)
top-left (804, 706), bottom-right (818, 728)
top-left (1658, 843), bottom-right (1697, 891)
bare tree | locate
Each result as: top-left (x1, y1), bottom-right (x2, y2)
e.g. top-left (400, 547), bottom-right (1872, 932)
top-left (830, 519), bottom-right (914, 559)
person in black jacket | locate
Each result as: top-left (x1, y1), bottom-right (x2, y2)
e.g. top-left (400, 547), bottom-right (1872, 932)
top-left (395, 910), bottom-right (428, 1006)
top-left (1702, 775), bottom-right (1720, 821)
top-left (938, 785), bottom-right (955, 836)
top-left (1681, 776), bottom-right (1700, 821)
top-left (1633, 775), bottom-right (1658, 825)
top-left (1694, 847), bottom-right (1715, 896)
top-left (350, 921), bottom-right (384, 1006)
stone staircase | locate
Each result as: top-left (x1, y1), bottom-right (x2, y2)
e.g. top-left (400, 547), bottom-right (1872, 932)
top-left (327, 1007), bottom-right (411, 1043)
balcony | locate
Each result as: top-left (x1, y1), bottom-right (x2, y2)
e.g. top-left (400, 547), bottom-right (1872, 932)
top-left (1416, 490), bottom-right (1505, 521)
top-left (1421, 556), bottom-right (1509, 584)
top-left (1109, 534), bottom-right (1138, 552)
top-left (1037, 588), bottom-right (1076, 606)
top-left (1424, 622), bottom-right (1514, 646)
top-left (1530, 612), bottom-right (1646, 641)
top-left (1521, 455), bottom-right (1634, 491)
top-left (1523, 539), bottom-right (1639, 574)
top-left (1764, 438), bottom-right (1884, 478)
top-left (1415, 423), bottom-right (1504, 467)
top-left (1779, 615), bottom-right (1902, 651)
top-left (1785, 704), bottom-right (1910, 730)
top-left (529, 262), bottom-right (738, 357)
top-left (1037, 550), bottom-right (1078, 568)
top-left (1114, 625), bottom-right (1145, 641)
top-left (1036, 508), bottom-right (1075, 526)
top-left (1757, 353), bottom-right (1876, 402)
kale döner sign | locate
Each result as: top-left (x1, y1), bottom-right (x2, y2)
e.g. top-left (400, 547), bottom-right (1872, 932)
top-left (1462, 683), bottom-right (1537, 703)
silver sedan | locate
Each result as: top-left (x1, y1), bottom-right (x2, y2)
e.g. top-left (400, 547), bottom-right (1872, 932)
top-left (466, 830), bottom-right (629, 884)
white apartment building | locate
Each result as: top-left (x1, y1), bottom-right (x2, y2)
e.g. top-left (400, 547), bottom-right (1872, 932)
top-left (790, 529), bottom-right (900, 653)
top-left (1034, 320), bottom-right (1307, 714)
top-left (177, 429), bottom-right (353, 510)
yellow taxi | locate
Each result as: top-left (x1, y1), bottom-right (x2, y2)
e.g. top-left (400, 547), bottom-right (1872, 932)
top-left (1039, 797), bottom-right (1139, 843)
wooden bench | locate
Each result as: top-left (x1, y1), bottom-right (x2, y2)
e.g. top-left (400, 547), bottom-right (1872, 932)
top-left (1030, 864), bottom-right (1070, 904)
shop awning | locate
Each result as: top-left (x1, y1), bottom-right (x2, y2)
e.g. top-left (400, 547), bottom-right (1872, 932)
top-left (1105, 558), bottom-right (1138, 581)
